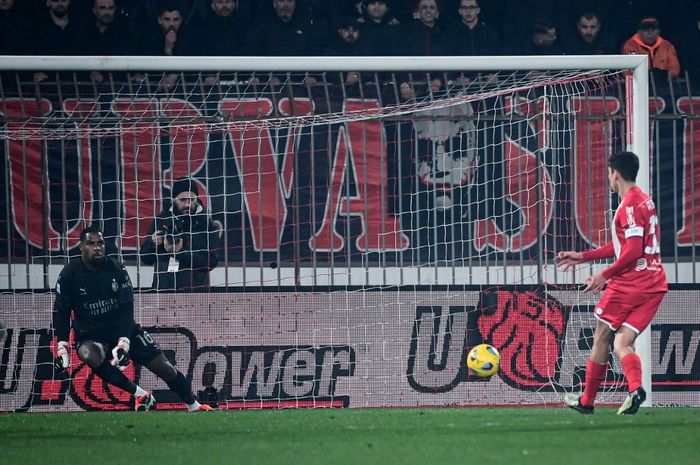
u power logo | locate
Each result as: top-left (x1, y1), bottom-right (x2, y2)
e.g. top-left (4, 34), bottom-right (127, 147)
top-left (406, 305), bottom-right (473, 393)
top-left (406, 289), bottom-right (572, 392)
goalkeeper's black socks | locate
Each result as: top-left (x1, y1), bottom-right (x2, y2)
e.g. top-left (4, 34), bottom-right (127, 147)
top-left (165, 371), bottom-right (196, 405)
top-left (93, 360), bottom-right (137, 395)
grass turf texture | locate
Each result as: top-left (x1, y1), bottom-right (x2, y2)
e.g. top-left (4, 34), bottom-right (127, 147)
top-left (1, 407), bottom-right (698, 465)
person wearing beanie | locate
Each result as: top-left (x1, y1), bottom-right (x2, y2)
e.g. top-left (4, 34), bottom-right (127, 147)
top-left (171, 177), bottom-right (200, 201)
top-left (139, 178), bottom-right (219, 291)
top-left (621, 17), bottom-right (681, 79)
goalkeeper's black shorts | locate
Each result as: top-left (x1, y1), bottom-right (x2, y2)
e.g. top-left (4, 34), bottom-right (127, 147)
top-left (76, 324), bottom-right (163, 366)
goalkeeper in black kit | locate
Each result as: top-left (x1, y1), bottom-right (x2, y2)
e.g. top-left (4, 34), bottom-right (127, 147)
top-left (52, 226), bottom-right (214, 412)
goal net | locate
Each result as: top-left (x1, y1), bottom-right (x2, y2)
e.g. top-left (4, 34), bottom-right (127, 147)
top-left (0, 55), bottom-right (652, 411)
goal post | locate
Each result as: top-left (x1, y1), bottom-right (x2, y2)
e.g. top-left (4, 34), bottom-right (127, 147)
top-left (628, 60), bottom-right (652, 408)
top-left (0, 54), bottom-right (657, 411)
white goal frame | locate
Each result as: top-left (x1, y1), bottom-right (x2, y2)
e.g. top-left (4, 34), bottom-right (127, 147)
top-left (0, 54), bottom-right (651, 406)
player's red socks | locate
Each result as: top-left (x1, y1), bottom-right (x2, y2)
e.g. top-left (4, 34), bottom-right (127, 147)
top-left (621, 353), bottom-right (643, 392)
top-left (580, 359), bottom-right (607, 407)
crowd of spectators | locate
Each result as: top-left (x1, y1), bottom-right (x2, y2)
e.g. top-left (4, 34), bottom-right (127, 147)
top-left (1, 0), bottom-right (700, 79)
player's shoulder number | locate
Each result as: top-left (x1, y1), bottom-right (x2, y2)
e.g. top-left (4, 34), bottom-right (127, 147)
top-left (645, 213), bottom-right (660, 254)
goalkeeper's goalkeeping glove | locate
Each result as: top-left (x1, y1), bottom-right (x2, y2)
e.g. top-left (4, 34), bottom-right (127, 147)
top-left (111, 337), bottom-right (131, 371)
top-left (54, 340), bottom-right (70, 372)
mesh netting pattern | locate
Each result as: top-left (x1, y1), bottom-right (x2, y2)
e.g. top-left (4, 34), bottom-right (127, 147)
top-left (1, 64), bottom-right (669, 411)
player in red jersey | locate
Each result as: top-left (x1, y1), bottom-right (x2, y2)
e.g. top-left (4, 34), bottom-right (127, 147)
top-left (557, 151), bottom-right (667, 415)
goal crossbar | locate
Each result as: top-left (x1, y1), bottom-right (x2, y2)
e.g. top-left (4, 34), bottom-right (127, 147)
top-left (0, 54), bottom-right (648, 72)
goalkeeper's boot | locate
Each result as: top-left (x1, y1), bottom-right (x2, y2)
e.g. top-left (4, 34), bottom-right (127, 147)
top-left (135, 391), bottom-right (156, 412)
top-left (192, 404), bottom-right (216, 412)
top-left (617, 387), bottom-right (646, 415)
top-left (564, 393), bottom-right (594, 414)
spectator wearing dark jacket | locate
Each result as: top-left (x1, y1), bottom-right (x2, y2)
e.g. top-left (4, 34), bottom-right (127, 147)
top-left (189, 0), bottom-right (255, 25)
top-left (323, 15), bottom-right (366, 56)
top-left (184, 0), bottom-right (248, 55)
top-left (134, 3), bottom-right (189, 91)
top-left (121, 0), bottom-right (193, 43)
top-left (398, 0), bottom-right (451, 100)
top-left (401, 0), bottom-right (451, 56)
top-left (81, 0), bottom-right (133, 56)
top-left (140, 2), bottom-right (188, 56)
top-left (140, 178), bottom-right (219, 292)
top-left (31, 0), bottom-right (83, 55)
top-left (243, 0), bottom-right (319, 56)
top-left (30, 0), bottom-right (84, 83)
top-left (359, 0), bottom-right (400, 56)
top-left (446, 0), bottom-right (502, 56)
top-left (80, 0), bottom-right (134, 83)
top-left (511, 19), bottom-right (564, 55)
top-left (0, 0), bottom-right (30, 55)
top-left (563, 11), bottom-right (616, 55)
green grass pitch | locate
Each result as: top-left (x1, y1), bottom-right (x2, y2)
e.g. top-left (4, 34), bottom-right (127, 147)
top-left (2, 407), bottom-right (698, 465)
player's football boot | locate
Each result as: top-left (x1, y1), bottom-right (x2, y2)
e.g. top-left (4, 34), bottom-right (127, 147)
top-left (192, 404), bottom-right (215, 412)
top-left (617, 387), bottom-right (646, 415)
top-left (135, 391), bottom-right (156, 412)
top-left (564, 393), bottom-right (594, 414)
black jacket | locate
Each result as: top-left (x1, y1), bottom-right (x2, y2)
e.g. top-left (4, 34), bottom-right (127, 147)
top-left (140, 202), bottom-right (219, 291)
top-left (400, 20), bottom-right (451, 56)
top-left (0, 6), bottom-right (30, 54)
top-left (30, 14), bottom-right (83, 55)
top-left (184, 13), bottom-right (248, 56)
top-left (360, 17), bottom-right (400, 56)
top-left (80, 19), bottom-right (134, 55)
top-left (563, 31), bottom-right (617, 55)
top-left (243, 14), bottom-right (318, 56)
top-left (446, 21), bottom-right (502, 56)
